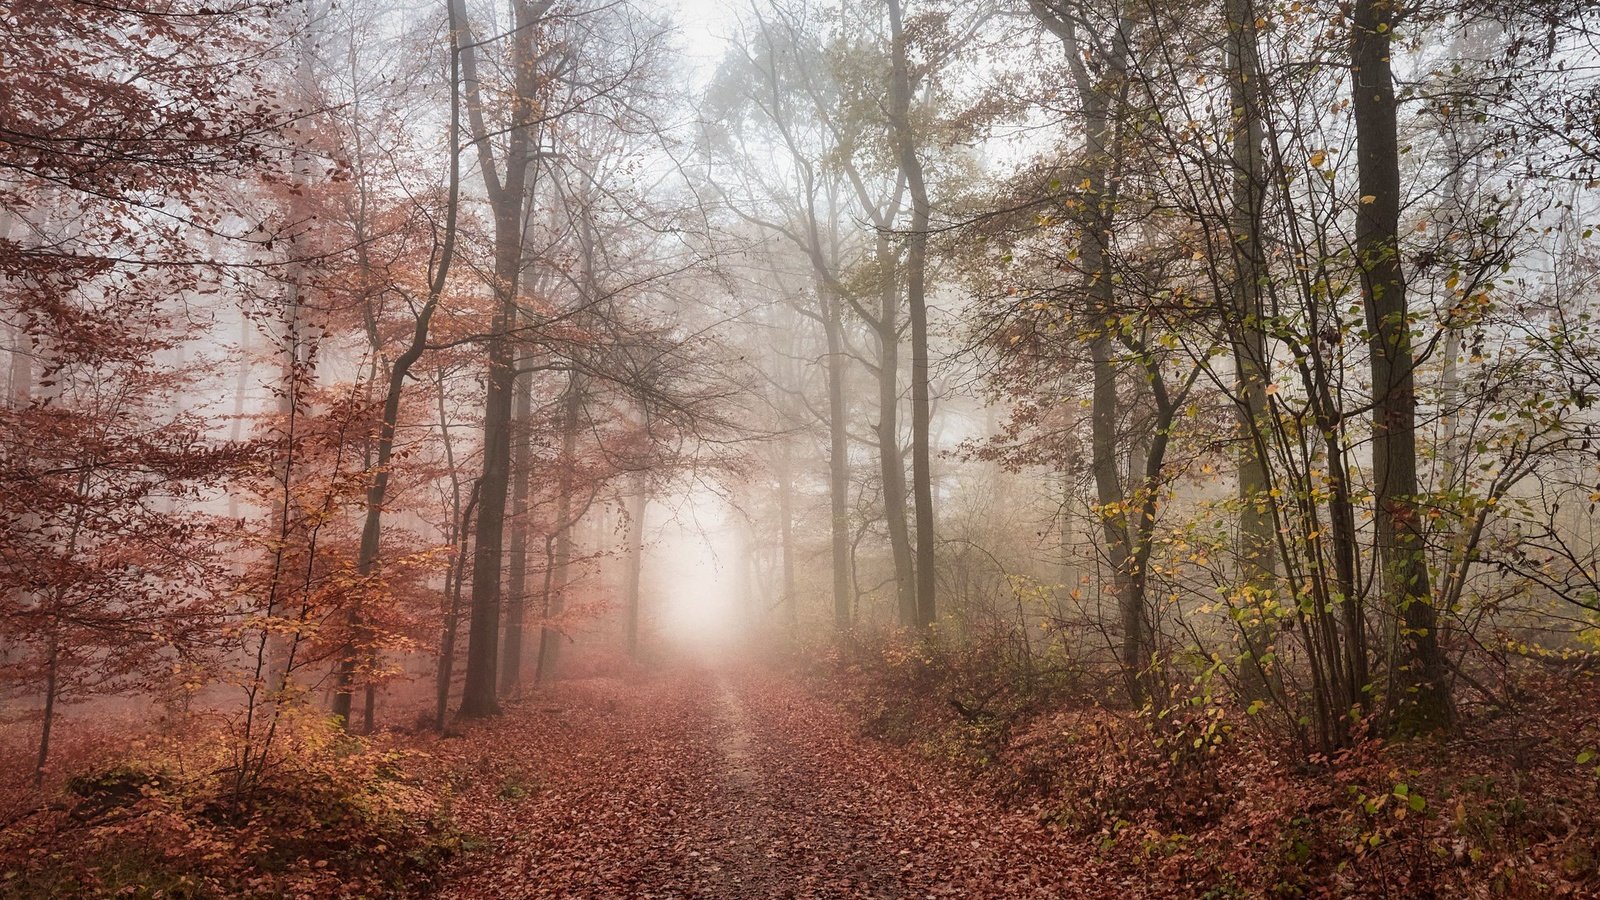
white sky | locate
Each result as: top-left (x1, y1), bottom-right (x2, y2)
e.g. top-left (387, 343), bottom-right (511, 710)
top-left (664, 0), bottom-right (739, 84)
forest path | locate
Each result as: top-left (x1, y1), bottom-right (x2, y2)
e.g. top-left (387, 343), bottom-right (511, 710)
top-left (435, 663), bottom-right (1130, 899)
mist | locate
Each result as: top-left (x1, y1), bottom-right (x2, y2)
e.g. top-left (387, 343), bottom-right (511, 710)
top-left (650, 489), bottom-right (750, 655)
top-left (5, 0), bottom-right (1600, 895)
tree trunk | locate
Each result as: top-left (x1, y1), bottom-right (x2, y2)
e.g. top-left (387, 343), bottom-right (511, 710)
top-left (458, 256), bottom-right (516, 717)
top-left (34, 629), bottom-right (58, 788)
top-left (535, 373), bottom-right (582, 685)
top-left (777, 438), bottom-right (798, 629)
top-left (624, 484), bottom-right (647, 658)
top-left (872, 238), bottom-right (917, 626)
top-left (1090, 334), bottom-right (1144, 695)
top-left (454, 0), bottom-right (540, 720)
top-left (1224, 0), bottom-right (1279, 699)
top-left (332, 77), bottom-right (460, 723)
top-left (499, 355), bottom-right (534, 695)
top-left (1028, 0), bottom-right (1145, 698)
top-left (886, 0), bottom-right (936, 629)
top-left (436, 479), bottom-right (479, 732)
top-left (1351, 0), bottom-right (1451, 731)
top-left (821, 291), bottom-right (854, 631)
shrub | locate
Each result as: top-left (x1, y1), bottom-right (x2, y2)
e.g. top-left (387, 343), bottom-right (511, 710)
top-left (0, 714), bottom-right (460, 898)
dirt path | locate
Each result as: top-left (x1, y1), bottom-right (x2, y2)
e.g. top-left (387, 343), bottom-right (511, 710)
top-left (434, 667), bottom-right (1135, 898)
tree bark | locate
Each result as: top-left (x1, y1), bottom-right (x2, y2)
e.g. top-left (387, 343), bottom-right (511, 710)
top-left (624, 483), bottom-right (647, 658)
top-left (34, 630), bottom-right (58, 788)
top-left (1028, 0), bottom-right (1147, 698)
top-left (872, 237), bottom-right (917, 626)
top-left (1350, 0), bottom-right (1451, 731)
top-left (454, 0), bottom-right (546, 719)
top-left (1224, 0), bottom-right (1279, 699)
top-left (436, 479), bottom-right (480, 732)
top-left (499, 355), bottom-right (533, 695)
top-left (821, 290), bottom-right (854, 630)
top-left (885, 0), bottom-right (936, 629)
top-left (535, 372), bottom-right (582, 684)
top-left (332, 29), bottom-right (461, 723)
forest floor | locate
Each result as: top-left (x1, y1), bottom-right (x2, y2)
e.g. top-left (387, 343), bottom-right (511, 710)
top-left (428, 663), bottom-right (1131, 899)
top-left (13, 650), bottom-right (1594, 896)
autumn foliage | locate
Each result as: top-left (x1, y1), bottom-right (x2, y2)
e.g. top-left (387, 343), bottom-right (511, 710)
top-left (7, 0), bottom-right (1600, 896)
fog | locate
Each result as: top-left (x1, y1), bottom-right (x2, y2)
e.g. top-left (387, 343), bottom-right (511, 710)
top-left (649, 489), bottom-right (749, 655)
top-left (8, 5), bottom-right (1600, 892)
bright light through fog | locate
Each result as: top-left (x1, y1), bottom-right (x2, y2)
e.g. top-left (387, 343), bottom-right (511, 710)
top-left (649, 489), bottom-right (748, 654)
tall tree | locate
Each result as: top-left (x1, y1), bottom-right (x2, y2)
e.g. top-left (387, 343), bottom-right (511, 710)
top-left (1222, 0), bottom-right (1278, 695)
top-left (1026, 0), bottom-right (1152, 696)
top-left (331, 0), bottom-right (462, 726)
top-left (885, 0), bottom-right (936, 629)
top-left (1350, 0), bottom-right (1451, 730)
top-left (452, 0), bottom-right (551, 719)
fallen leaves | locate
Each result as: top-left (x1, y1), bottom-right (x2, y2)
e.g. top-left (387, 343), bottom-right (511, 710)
top-left (431, 668), bottom-right (1127, 899)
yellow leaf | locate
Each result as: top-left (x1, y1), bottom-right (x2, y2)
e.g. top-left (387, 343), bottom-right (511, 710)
top-left (1310, 150), bottom-right (1327, 167)
top-left (1360, 194), bottom-right (1377, 204)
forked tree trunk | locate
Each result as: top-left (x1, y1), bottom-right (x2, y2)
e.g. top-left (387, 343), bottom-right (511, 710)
top-left (454, 0), bottom-right (548, 719)
top-left (885, 0), bottom-right (936, 629)
top-left (333, 4), bottom-right (461, 727)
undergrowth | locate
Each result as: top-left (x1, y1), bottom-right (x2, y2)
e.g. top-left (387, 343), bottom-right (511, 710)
top-left (0, 711), bottom-right (461, 899)
top-left (828, 631), bottom-right (1600, 897)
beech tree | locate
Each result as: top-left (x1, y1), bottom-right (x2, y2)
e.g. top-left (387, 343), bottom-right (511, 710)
top-left (9, 1), bottom-right (1600, 895)
top-left (0, 0), bottom-right (286, 780)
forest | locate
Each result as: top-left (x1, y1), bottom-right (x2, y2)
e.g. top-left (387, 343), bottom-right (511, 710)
top-left (4, 0), bottom-right (1600, 895)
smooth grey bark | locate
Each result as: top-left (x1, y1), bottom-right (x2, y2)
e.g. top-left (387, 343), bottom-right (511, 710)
top-left (624, 483), bottom-right (648, 658)
top-left (1027, 0), bottom-right (1149, 697)
top-left (498, 354), bottom-right (534, 695)
top-left (454, 0), bottom-right (552, 719)
top-left (1223, 0), bottom-right (1279, 698)
top-left (1350, 0), bottom-right (1451, 731)
top-left (885, 0), bottom-right (936, 629)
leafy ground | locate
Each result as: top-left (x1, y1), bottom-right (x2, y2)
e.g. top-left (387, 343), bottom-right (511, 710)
top-left (429, 665), bottom-right (1130, 899)
top-left (9, 654), bottom-right (1597, 896)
